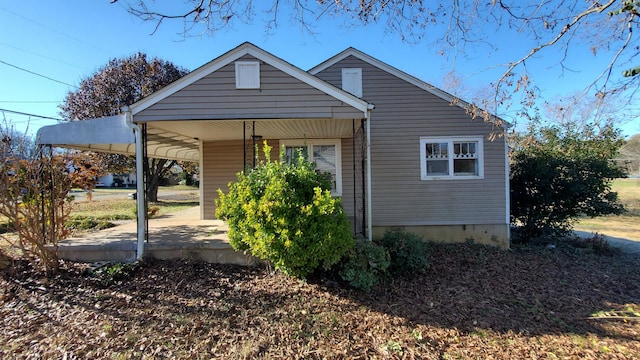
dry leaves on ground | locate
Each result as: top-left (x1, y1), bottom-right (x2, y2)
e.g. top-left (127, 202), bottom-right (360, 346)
top-left (1, 243), bottom-right (639, 359)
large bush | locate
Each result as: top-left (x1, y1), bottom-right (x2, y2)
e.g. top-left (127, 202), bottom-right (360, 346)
top-left (216, 143), bottom-right (354, 278)
top-left (510, 124), bottom-right (627, 241)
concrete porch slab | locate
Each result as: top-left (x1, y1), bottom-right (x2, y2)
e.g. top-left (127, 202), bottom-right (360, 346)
top-left (57, 206), bottom-right (258, 265)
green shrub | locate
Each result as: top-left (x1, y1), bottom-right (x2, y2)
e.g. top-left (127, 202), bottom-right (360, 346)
top-left (510, 124), bottom-right (626, 241)
top-left (378, 231), bottom-right (430, 276)
top-left (338, 240), bottom-right (390, 292)
top-left (216, 142), bottom-right (354, 278)
top-left (66, 216), bottom-right (116, 231)
top-left (0, 221), bottom-right (15, 235)
top-left (92, 262), bottom-right (137, 284)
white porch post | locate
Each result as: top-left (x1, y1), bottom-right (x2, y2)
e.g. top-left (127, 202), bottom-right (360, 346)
top-left (124, 107), bottom-right (147, 260)
top-left (366, 108), bottom-right (373, 241)
top-left (198, 138), bottom-right (205, 220)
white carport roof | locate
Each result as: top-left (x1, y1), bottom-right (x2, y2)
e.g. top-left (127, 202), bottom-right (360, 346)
top-left (36, 114), bottom-right (201, 162)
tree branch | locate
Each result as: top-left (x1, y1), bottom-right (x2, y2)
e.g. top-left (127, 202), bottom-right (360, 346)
top-left (493, 0), bottom-right (618, 112)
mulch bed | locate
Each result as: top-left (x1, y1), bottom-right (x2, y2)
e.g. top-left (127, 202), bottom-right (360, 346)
top-left (1, 243), bottom-right (639, 359)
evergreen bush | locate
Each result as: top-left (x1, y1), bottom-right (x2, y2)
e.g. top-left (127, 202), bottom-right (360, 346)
top-left (216, 142), bottom-right (354, 278)
top-left (378, 231), bottom-right (430, 276)
top-left (338, 240), bottom-right (390, 292)
top-left (510, 124), bottom-right (626, 241)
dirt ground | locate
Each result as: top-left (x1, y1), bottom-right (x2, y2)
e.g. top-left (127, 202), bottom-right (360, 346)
top-left (1, 242), bottom-right (639, 359)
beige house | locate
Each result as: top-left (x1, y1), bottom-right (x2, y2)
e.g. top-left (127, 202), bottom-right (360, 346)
top-left (38, 42), bottom-right (510, 257)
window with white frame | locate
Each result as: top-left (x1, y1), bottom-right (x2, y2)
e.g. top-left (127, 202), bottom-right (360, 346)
top-left (419, 137), bottom-right (484, 180)
top-left (281, 140), bottom-right (342, 195)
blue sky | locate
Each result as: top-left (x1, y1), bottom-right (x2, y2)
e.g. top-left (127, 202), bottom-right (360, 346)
top-left (1, 0), bottom-right (638, 137)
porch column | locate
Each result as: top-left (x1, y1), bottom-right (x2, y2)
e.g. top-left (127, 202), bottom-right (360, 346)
top-left (366, 109), bottom-right (372, 241)
top-left (124, 107), bottom-right (147, 260)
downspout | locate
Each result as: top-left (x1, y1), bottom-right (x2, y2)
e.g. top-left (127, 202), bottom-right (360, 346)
top-left (366, 106), bottom-right (374, 241)
top-left (504, 131), bottom-right (511, 247)
top-left (123, 106), bottom-right (146, 260)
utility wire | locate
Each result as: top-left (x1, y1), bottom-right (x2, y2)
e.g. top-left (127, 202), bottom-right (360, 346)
top-left (0, 59), bottom-right (78, 88)
top-left (0, 108), bottom-right (64, 122)
top-left (0, 42), bottom-right (83, 69)
top-left (0, 101), bottom-right (59, 104)
top-left (1, 8), bottom-right (110, 55)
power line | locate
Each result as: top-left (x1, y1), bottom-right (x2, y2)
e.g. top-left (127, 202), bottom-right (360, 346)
top-left (0, 101), bottom-right (60, 104)
top-left (0, 42), bottom-right (84, 69)
top-left (1, 8), bottom-right (110, 55)
top-left (0, 108), bottom-right (64, 122)
top-left (0, 59), bottom-right (77, 88)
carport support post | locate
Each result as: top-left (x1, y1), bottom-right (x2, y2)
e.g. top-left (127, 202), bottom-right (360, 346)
top-left (124, 107), bottom-right (146, 260)
top-left (366, 108), bottom-right (373, 242)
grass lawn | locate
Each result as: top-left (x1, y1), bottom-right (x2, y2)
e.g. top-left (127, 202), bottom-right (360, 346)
top-left (70, 198), bottom-right (198, 221)
top-left (575, 178), bottom-right (640, 241)
top-left (72, 186), bottom-right (198, 218)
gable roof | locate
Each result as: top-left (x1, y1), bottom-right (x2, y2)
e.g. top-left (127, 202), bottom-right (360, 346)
top-left (130, 42), bottom-right (373, 116)
top-left (309, 47), bottom-right (507, 126)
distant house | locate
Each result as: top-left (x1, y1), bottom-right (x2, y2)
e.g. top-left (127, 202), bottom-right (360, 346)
top-left (38, 42), bottom-right (510, 248)
top-left (96, 172), bottom-right (136, 188)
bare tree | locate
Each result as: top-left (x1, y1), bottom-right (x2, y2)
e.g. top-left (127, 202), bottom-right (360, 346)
top-left (124, 0), bottom-right (640, 124)
top-left (1, 118), bottom-right (35, 160)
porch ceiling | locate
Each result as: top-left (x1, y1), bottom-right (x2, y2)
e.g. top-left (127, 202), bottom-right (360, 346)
top-left (147, 118), bottom-right (357, 142)
top-left (37, 117), bottom-right (358, 163)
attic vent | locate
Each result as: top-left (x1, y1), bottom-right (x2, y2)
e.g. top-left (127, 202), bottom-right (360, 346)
top-left (341, 68), bottom-right (362, 97)
top-left (235, 61), bottom-right (260, 89)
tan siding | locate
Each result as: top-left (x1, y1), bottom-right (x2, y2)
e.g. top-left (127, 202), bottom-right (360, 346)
top-left (340, 131), bottom-right (366, 237)
top-left (316, 56), bottom-right (508, 227)
top-left (201, 140), bottom-right (245, 219)
top-left (202, 139), bottom-right (282, 220)
top-left (136, 55), bottom-right (363, 122)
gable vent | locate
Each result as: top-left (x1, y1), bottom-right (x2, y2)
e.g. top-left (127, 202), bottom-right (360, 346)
top-left (341, 68), bottom-right (362, 97)
top-left (235, 61), bottom-right (260, 89)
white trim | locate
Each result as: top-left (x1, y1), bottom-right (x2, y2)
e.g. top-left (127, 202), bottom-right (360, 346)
top-left (419, 136), bottom-right (485, 180)
top-left (366, 111), bottom-right (372, 241)
top-left (280, 139), bottom-right (343, 196)
top-left (310, 48), bottom-right (507, 126)
top-left (504, 134), bottom-right (511, 233)
top-left (130, 42), bottom-right (370, 116)
top-left (199, 138), bottom-right (205, 220)
top-left (123, 108), bottom-right (146, 261)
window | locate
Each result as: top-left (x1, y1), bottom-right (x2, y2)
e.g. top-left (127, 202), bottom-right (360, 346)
top-left (341, 68), bottom-right (362, 97)
top-left (235, 61), bottom-right (260, 89)
top-left (281, 140), bottom-right (342, 195)
top-left (420, 137), bottom-right (484, 180)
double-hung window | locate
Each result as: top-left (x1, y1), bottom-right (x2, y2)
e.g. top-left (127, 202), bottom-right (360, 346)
top-left (281, 140), bottom-right (342, 195)
top-left (420, 136), bottom-right (484, 180)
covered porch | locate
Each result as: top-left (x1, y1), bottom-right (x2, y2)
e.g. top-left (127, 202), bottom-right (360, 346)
top-left (37, 113), bottom-right (370, 263)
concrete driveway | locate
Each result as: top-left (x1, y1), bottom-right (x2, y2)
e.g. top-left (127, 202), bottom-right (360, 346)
top-left (575, 231), bottom-right (640, 255)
